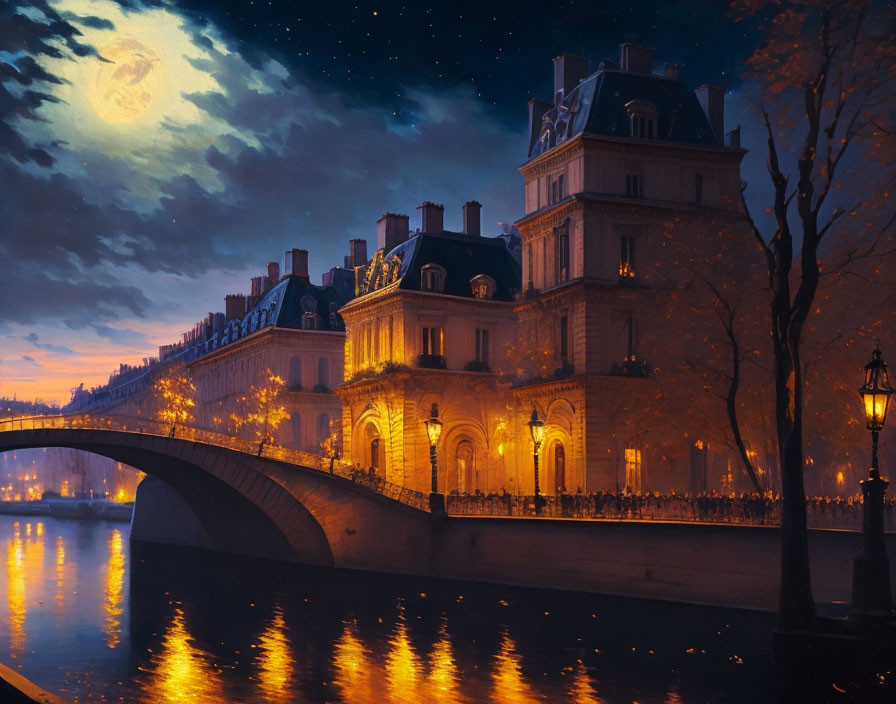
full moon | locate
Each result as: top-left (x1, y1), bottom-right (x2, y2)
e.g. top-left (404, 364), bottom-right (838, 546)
top-left (87, 37), bottom-right (166, 124)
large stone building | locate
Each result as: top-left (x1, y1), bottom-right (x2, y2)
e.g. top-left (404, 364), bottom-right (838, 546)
top-left (336, 44), bottom-right (746, 496)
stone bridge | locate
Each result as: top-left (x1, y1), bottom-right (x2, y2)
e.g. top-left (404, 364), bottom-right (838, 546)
top-left (0, 422), bottom-right (434, 572)
top-left (2, 417), bottom-right (893, 613)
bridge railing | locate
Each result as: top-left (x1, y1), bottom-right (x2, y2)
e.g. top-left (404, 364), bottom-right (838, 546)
top-left (0, 414), bottom-right (429, 512)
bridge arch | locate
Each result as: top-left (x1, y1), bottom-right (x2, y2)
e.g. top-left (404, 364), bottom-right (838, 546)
top-left (0, 428), bottom-right (334, 566)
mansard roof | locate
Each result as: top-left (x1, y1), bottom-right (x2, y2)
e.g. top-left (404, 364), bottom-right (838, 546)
top-left (528, 69), bottom-right (720, 160)
top-left (358, 231), bottom-right (522, 301)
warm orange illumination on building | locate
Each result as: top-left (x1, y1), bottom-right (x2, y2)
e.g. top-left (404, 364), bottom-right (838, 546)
top-left (139, 607), bottom-right (224, 703)
top-left (104, 529), bottom-right (125, 649)
top-left (836, 471), bottom-right (845, 486)
top-left (256, 605), bottom-right (294, 703)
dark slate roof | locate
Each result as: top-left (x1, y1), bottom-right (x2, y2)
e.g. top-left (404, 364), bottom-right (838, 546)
top-left (529, 69), bottom-right (720, 160)
top-left (385, 231), bottom-right (522, 301)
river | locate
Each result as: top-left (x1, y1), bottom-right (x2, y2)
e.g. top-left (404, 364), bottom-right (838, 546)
top-left (0, 513), bottom-right (777, 703)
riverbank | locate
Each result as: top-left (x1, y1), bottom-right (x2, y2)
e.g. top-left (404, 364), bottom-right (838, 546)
top-left (0, 662), bottom-right (69, 704)
top-left (0, 498), bottom-right (132, 522)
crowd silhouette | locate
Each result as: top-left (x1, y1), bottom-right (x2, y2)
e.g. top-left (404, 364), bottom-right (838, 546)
top-left (443, 487), bottom-right (895, 529)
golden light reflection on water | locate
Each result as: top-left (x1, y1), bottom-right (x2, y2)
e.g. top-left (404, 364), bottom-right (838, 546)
top-left (426, 621), bottom-right (465, 704)
top-left (385, 609), bottom-right (423, 702)
top-left (139, 607), bottom-right (224, 704)
top-left (55, 536), bottom-right (66, 613)
top-left (332, 619), bottom-right (384, 702)
top-left (567, 660), bottom-right (602, 704)
top-left (256, 605), bottom-right (294, 703)
top-left (6, 521), bottom-right (26, 658)
top-left (491, 630), bottom-right (542, 704)
top-left (104, 529), bottom-right (125, 649)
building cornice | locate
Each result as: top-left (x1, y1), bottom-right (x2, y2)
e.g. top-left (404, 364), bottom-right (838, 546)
top-left (188, 326), bottom-right (344, 368)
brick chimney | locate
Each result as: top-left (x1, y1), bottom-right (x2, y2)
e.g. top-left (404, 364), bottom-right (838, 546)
top-left (553, 53), bottom-right (590, 103)
top-left (619, 43), bottom-right (654, 74)
top-left (417, 202), bottom-right (444, 233)
top-left (377, 213), bottom-right (410, 252)
top-left (225, 294), bottom-right (246, 320)
top-left (463, 201), bottom-right (481, 236)
top-left (250, 276), bottom-right (265, 298)
top-left (266, 261), bottom-right (280, 284)
top-left (349, 238), bottom-right (368, 267)
top-left (285, 248), bottom-right (309, 278)
top-left (694, 84), bottom-right (725, 145)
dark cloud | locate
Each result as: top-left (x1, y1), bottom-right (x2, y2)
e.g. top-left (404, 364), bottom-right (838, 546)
top-left (21, 355), bottom-right (43, 367)
top-left (23, 332), bottom-right (77, 355)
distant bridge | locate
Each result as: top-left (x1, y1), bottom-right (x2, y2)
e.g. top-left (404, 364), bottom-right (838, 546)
top-left (0, 415), bottom-right (432, 569)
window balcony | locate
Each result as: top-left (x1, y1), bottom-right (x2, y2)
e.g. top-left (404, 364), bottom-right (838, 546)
top-left (417, 354), bottom-right (447, 370)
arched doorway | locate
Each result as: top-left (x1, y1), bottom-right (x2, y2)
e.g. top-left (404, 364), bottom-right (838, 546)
top-left (364, 422), bottom-right (383, 474)
top-left (454, 440), bottom-right (475, 493)
top-left (553, 441), bottom-right (566, 494)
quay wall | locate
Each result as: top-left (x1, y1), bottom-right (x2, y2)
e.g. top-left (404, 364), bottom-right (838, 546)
top-left (132, 476), bottom-right (891, 612)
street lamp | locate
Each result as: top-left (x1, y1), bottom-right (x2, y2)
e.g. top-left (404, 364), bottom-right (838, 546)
top-left (424, 403), bottom-right (445, 513)
top-left (528, 407), bottom-right (545, 515)
top-left (850, 342), bottom-right (895, 619)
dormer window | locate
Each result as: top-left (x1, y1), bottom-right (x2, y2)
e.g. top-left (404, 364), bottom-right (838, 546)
top-left (301, 312), bottom-right (320, 330)
top-left (470, 274), bottom-right (496, 299)
top-left (625, 100), bottom-right (659, 139)
top-left (420, 263), bottom-right (447, 292)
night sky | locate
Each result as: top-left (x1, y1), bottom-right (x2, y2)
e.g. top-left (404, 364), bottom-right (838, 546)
top-left (1, 0), bottom-right (767, 402)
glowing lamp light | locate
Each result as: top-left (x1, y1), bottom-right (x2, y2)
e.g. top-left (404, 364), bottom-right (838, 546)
top-left (859, 344), bottom-right (893, 432)
top-left (424, 403), bottom-right (443, 447)
top-left (528, 407), bottom-right (544, 449)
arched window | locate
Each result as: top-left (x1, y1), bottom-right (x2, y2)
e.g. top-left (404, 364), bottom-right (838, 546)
top-left (553, 442), bottom-right (566, 493)
top-left (290, 412), bottom-right (302, 447)
top-left (317, 357), bottom-right (329, 390)
top-left (420, 263), bottom-right (447, 292)
top-left (370, 438), bottom-right (382, 472)
top-left (288, 356), bottom-right (302, 390)
top-left (454, 440), bottom-right (475, 493)
top-left (470, 274), bottom-right (496, 300)
top-left (302, 312), bottom-right (320, 330)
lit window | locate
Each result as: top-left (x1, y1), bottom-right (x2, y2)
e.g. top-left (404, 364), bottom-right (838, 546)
top-left (619, 236), bottom-right (636, 278)
top-left (470, 274), bottom-right (496, 299)
top-left (624, 448), bottom-right (642, 493)
top-left (420, 263), bottom-right (447, 292)
top-left (422, 326), bottom-right (443, 356)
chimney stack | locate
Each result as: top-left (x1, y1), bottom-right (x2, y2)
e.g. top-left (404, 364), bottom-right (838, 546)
top-left (267, 261), bottom-right (280, 283)
top-left (285, 248), bottom-right (309, 278)
top-left (463, 201), bottom-right (481, 236)
top-left (694, 84), bottom-right (725, 145)
top-left (418, 202), bottom-right (444, 233)
top-left (225, 294), bottom-right (246, 320)
top-left (250, 276), bottom-right (265, 298)
top-left (619, 43), bottom-right (654, 74)
top-left (552, 53), bottom-right (590, 103)
top-left (349, 238), bottom-right (368, 267)
top-left (377, 213), bottom-right (410, 252)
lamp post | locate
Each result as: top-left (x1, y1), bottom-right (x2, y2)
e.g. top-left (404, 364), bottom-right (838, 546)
top-left (528, 407), bottom-right (545, 515)
top-left (850, 342), bottom-right (895, 619)
top-left (424, 403), bottom-right (445, 513)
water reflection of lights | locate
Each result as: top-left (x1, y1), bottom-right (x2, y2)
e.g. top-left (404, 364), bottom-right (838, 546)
top-left (491, 630), bottom-right (542, 704)
top-left (385, 607), bottom-right (423, 702)
top-left (427, 620), bottom-right (465, 704)
top-left (332, 619), bottom-right (383, 701)
top-left (256, 605), bottom-right (294, 703)
top-left (104, 529), bottom-right (125, 648)
top-left (6, 521), bottom-right (26, 658)
top-left (139, 607), bottom-right (224, 703)
top-left (567, 660), bottom-right (602, 704)
top-left (55, 535), bottom-right (66, 612)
